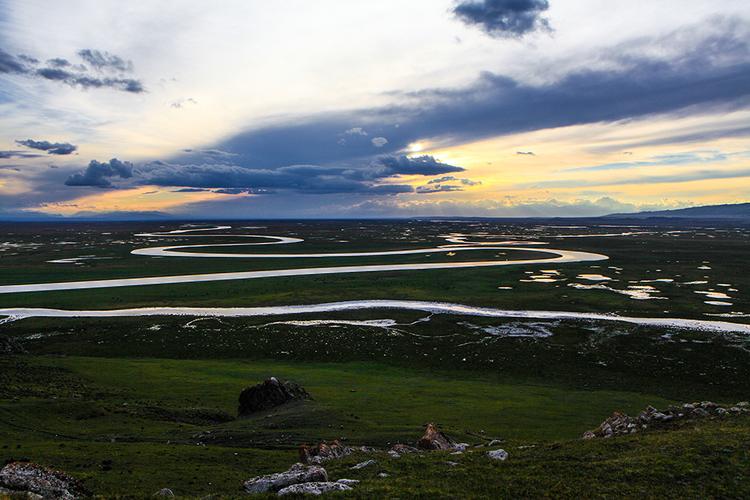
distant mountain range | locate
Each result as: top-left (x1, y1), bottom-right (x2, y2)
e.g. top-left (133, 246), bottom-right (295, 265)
top-left (606, 202), bottom-right (750, 219)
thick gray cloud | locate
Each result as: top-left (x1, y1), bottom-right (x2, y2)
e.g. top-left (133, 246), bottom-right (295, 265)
top-left (207, 19), bottom-right (750, 170)
top-left (376, 155), bottom-right (464, 176)
top-left (77, 49), bottom-right (133, 72)
top-left (64, 158), bottom-right (134, 187)
top-left (0, 48), bottom-right (144, 93)
top-left (140, 162), bottom-right (414, 194)
top-left (16, 139), bottom-right (77, 155)
top-left (453, 0), bottom-right (551, 38)
top-left (78, 154), bottom-right (463, 195)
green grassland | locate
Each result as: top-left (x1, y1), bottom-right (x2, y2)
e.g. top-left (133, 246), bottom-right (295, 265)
top-left (1, 355), bottom-right (749, 497)
top-left (1, 220), bottom-right (750, 497)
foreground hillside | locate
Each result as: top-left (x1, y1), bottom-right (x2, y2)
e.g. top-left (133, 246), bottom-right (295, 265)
top-left (1, 354), bottom-right (749, 498)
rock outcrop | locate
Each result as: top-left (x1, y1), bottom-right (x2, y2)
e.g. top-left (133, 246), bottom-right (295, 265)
top-left (487, 449), bottom-right (509, 461)
top-left (583, 401), bottom-right (750, 439)
top-left (349, 460), bottom-right (376, 470)
top-left (388, 444), bottom-right (419, 457)
top-left (417, 423), bottom-right (455, 451)
top-left (277, 481), bottom-right (352, 496)
top-left (243, 463), bottom-right (327, 494)
top-left (244, 464), bottom-right (361, 496)
top-left (238, 377), bottom-right (310, 416)
top-left (299, 440), bottom-right (353, 465)
top-left (0, 462), bottom-right (86, 500)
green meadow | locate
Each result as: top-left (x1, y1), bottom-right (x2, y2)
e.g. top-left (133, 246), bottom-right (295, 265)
top-left (1, 220), bottom-right (750, 497)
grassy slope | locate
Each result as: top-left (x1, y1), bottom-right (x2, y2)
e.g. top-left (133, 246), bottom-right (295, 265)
top-left (323, 417), bottom-right (750, 498)
top-left (1, 355), bottom-right (748, 497)
top-left (0, 355), bottom-right (688, 497)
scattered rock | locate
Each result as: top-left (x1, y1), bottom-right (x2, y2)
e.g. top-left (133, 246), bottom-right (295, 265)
top-left (389, 444), bottom-right (419, 455)
top-left (335, 479), bottom-right (359, 486)
top-left (0, 462), bottom-right (86, 500)
top-left (154, 488), bottom-right (175, 497)
top-left (377, 473), bottom-right (389, 478)
top-left (350, 460), bottom-right (376, 470)
top-left (445, 461), bottom-right (459, 467)
top-left (487, 439), bottom-right (503, 447)
top-left (238, 377), bottom-right (310, 416)
top-left (299, 440), bottom-right (352, 464)
top-left (417, 423), bottom-right (455, 451)
top-left (583, 401), bottom-right (749, 439)
top-left (277, 482), bottom-right (352, 496)
top-left (487, 449), bottom-right (509, 461)
top-left (243, 463), bottom-right (327, 494)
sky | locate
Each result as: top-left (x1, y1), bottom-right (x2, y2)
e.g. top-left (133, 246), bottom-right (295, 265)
top-left (1, 0), bottom-right (749, 219)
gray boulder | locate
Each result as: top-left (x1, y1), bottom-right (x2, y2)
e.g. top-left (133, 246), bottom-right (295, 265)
top-left (277, 481), bottom-right (352, 496)
top-left (0, 462), bottom-right (86, 500)
top-left (487, 449), bottom-right (509, 461)
top-left (350, 460), bottom-right (376, 470)
top-left (336, 479), bottom-right (359, 486)
top-left (243, 463), bottom-right (327, 494)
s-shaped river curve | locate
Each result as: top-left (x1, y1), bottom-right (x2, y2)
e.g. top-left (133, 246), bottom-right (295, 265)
top-left (0, 226), bottom-right (608, 294)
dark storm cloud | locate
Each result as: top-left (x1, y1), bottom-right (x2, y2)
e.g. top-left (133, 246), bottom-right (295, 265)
top-left (0, 48), bottom-right (144, 93)
top-left (16, 139), bottom-right (77, 155)
top-left (77, 49), bottom-right (134, 72)
top-left (209, 20), bottom-right (750, 168)
top-left (139, 162), bottom-right (414, 195)
top-left (453, 0), bottom-right (551, 38)
top-left (117, 154), bottom-right (462, 195)
top-left (64, 158), bottom-right (134, 187)
top-left (376, 155), bottom-right (464, 176)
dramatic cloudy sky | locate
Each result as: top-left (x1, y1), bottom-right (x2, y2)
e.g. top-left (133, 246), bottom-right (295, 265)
top-left (1, 0), bottom-right (750, 218)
